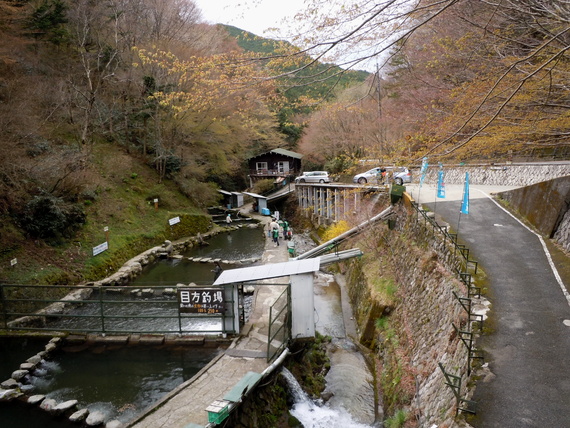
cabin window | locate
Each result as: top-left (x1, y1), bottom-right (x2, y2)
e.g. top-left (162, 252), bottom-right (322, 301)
top-left (256, 162), bottom-right (268, 172)
top-left (277, 161), bottom-right (289, 173)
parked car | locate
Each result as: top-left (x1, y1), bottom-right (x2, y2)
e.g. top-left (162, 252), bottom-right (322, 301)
top-left (353, 167), bottom-right (412, 185)
top-left (294, 171), bottom-right (330, 184)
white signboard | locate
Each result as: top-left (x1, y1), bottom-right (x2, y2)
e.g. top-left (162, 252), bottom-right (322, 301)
top-left (10, 258), bottom-right (17, 266)
top-left (169, 216), bottom-right (181, 226)
top-left (104, 226), bottom-right (109, 232)
top-left (93, 241), bottom-right (109, 256)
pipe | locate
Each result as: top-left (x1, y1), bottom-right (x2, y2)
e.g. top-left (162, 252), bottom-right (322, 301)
top-left (296, 206), bottom-right (393, 259)
top-left (262, 348), bottom-right (290, 377)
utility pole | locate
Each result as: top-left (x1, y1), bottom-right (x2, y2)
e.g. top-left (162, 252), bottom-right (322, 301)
top-left (376, 63), bottom-right (382, 120)
top-left (376, 63), bottom-right (384, 163)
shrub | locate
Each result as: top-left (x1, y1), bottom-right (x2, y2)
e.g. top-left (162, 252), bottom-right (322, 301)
top-left (384, 409), bottom-right (407, 428)
top-left (322, 220), bottom-right (350, 242)
top-left (19, 195), bottom-right (86, 240)
top-left (176, 178), bottom-right (221, 208)
top-left (252, 179), bottom-right (275, 195)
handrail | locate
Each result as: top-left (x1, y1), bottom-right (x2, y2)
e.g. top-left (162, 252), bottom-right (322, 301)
top-left (438, 363), bottom-right (477, 415)
top-left (411, 201), bottom-right (480, 297)
top-left (267, 285), bottom-right (290, 363)
top-left (0, 284), bottom-right (236, 336)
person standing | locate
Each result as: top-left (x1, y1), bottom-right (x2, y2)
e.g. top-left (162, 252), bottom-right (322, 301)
top-left (270, 218), bottom-right (280, 246)
top-left (272, 226), bottom-right (280, 246)
top-left (226, 213), bottom-right (232, 224)
top-left (282, 219), bottom-right (289, 239)
top-left (377, 167), bottom-right (387, 184)
top-left (212, 262), bottom-right (223, 281)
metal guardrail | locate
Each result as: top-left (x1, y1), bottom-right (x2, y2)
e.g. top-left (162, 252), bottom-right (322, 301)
top-left (0, 284), bottom-right (236, 335)
top-left (267, 285), bottom-right (290, 363)
top-left (438, 363), bottom-right (477, 415)
top-left (411, 202), bottom-right (481, 298)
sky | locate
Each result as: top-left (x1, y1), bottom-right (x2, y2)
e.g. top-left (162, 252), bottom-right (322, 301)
top-left (191, 0), bottom-right (392, 72)
top-left (193, 0), bottom-right (308, 38)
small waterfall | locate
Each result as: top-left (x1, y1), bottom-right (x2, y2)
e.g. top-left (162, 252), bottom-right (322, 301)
top-left (281, 367), bottom-right (375, 428)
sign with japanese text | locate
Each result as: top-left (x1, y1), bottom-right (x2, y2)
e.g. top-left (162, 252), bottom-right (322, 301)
top-left (169, 216), bottom-right (181, 226)
top-left (178, 288), bottom-right (224, 314)
top-left (93, 241), bottom-right (109, 256)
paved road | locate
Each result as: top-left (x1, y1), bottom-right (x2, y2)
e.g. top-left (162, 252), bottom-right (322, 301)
top-left (409, 184), bottom-right (570, 427)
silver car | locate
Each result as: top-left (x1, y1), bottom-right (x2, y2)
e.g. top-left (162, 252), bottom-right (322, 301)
top-left (294, 171), bottom-right (330, 184)
top-left (353, 167), bottom-right (412, 185)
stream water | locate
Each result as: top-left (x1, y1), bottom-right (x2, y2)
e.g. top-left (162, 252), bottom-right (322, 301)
top-left (282, 367), bottom-right (374, 428)
top-left (307, 271), bottom-right (378, 428)
top-left (132, 225), bottom-right (266, 287)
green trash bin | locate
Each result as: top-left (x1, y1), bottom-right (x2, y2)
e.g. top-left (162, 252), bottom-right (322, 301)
top-left (287, 241), bottom-right (296, 257)
top-left (390, 184), bottom-right (406, 204)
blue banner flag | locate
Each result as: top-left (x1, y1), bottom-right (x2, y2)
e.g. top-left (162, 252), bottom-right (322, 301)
top-left (419, 157), bottom-right (428, 186)
top-left (461, 172), bottom-right (470, 214)
top-left (437, 170), bottom-right (445, 198)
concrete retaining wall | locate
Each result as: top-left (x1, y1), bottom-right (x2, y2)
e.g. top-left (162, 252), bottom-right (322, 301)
top-left (496, 176), bottom-right (570, 238)
top-left (554, 210), bottom-right (570, 253)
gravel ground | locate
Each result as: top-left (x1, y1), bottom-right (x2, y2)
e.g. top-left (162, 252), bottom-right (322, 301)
top-left (291, 232), bottom-right (318, 256)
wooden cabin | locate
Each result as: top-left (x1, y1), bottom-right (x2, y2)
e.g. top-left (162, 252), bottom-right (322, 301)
top-left (247, 148), bottom-right (303, 185)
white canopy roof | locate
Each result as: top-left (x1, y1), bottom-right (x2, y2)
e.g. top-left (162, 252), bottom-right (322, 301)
top-left (213, 258), bottom-right (320, 285)
top-left (242, 191), bottom-right (267, 200)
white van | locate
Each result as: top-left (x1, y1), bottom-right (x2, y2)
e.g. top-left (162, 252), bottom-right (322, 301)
top-left (294, 171), bottom-right (330, 183)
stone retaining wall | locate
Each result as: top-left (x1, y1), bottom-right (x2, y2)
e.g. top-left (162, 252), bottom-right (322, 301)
top-left (346, 202), bottom-right (482, 427)
top-left (420, 162), bottom-right (570, 186)
top-left (392, 204), bottom-right (481, 427)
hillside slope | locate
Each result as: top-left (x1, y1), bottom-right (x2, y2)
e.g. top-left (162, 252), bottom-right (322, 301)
top-left (0, 141), bottom-right (210, 285)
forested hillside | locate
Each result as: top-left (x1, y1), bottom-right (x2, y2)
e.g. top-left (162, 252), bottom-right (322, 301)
top-left (0, 0), bottom-right (354, 284)
top-left (1, 0), bottom-right (569, 284)
top-left (294, 0), bottom-right (570, 169)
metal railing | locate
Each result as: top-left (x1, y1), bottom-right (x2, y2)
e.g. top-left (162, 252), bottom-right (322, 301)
top-left (438, 363), bottom-right (477, 415)
top-left (452, 323), bottom-right (484, 376)
top-left (411, 202), bottom-right (481, 298)
top-left (0, 284), bottom-right (236, 336)
top-left (267, 285), bottom-right (291, 363)
top-left (408, 200), bottom-right (483, 415)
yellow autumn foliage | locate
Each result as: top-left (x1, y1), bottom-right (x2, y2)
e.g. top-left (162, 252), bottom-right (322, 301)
top-left (322, 220), bottom-right (351, 242)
